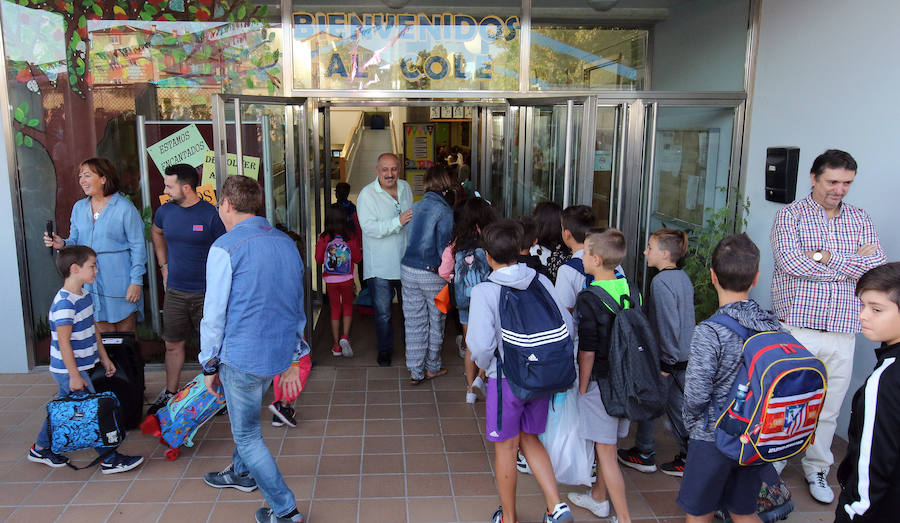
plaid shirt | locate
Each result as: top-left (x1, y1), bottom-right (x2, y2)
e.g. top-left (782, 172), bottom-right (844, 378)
top-left (770, 194), bottom-right (885, 333)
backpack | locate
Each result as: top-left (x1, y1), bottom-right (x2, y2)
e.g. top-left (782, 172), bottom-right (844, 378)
top-left (709, 315), bottom-right (827, 466)
top-left (563, 257), bottom-right (593, 289)
top-left (494, 275), bottom-right (576, 429)
top-left (47, 390), bottom-right (123, 469)
top-left (141, 373), bottom-right (226, 460)
top-left (453, 248), bottom-right (491, 309)
top-left (585, 281), bottom-right (667, 421)
top-left (323, 235), bottom-right (353, 276)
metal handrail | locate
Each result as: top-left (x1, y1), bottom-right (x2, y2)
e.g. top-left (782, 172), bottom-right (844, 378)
top-left (340, 112), bottom-right (365, 181)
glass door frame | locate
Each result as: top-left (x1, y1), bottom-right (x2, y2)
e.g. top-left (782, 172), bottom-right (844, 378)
top-left (210, 93), bottom-right (312, 338)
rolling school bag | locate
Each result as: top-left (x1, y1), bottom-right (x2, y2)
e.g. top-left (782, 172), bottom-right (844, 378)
top-left (709, 314), bottom-right (828, 466)
top-left (141, 373), bottom-right (226, 460)
top-left (494, 274), bottom-right (576, 429)
top-left (46, 390), bottom-right (123, 469)
top-left (91, 332), bottom-right (145, 430)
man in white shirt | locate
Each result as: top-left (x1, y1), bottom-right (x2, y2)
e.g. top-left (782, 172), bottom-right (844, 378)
top-left (357, 153), bottom-right (413, 366)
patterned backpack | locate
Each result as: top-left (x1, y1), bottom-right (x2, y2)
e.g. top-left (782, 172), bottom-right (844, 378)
top-left (47, 390), bottom-right (124, 469)
top-left (710, 315), bottom-right (828, 465)
top-left (141, 373), bottom-right (226, 460)
top-left (323, 235), bottom-right (353, 276)
top-left (453, 247), bottom-right (491, 309)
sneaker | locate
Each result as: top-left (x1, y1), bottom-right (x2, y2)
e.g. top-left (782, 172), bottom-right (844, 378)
top-left (268, 401), bottom-right (297, 428)
top-left (490, 506), bottom-right (505, 523)
top-left (457, 335), bottom-right (465, 359)
top-left (465, 391), bottom-right (477, 404)
top-left (100, 453), bottom-right (144, 474)
top-left (516, 451), bottom-right (532, 474)
top-left (660, 454), bottom-right (687, 477)
top-left (544, 502), bottom-right (574, 523)
top-left (146, 389), bottom-right (175, 416)
top-left (567, 491), bottom-right (610, 518)
top-left (255, 507), bottom-right (305, 522)
top-left (617, 446), bottom-right (657, 473)
top-left (272, 413), bottom-right (284, 427)
top-left (27, 445), bottom-right (69, 468)
top-left (471, 375), bottom-right (485, 395)
top-left (204, 463), bottom-right (258, 492)
top-left (805, 470), bottom-right (834, 503)
top-left (339, 337), bottom-right (353, 358)
top-left (377, 352), bottom-right (391, 367)
top-left (772, 459), bottom-right (787, 475)
top-left (331, 344), bottom-right (342, 356)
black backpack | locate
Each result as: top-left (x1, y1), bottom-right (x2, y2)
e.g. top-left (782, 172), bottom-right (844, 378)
top-left (494, 275), bottom-right (576, 429)
top-left (583, 282), bottom-right (667, 421)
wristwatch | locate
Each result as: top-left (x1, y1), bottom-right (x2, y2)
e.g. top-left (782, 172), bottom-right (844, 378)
top-left (812, 250), bottom-right (824, 262)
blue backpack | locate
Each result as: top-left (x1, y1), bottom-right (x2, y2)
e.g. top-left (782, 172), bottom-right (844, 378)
top-left (47, 390), bottom-right (123, 468)
top-left (563, 257), bottom-right (625, 290)
top-left (709, 315), bottom-right (828, 466)
top-left (453, 248), bottom-right (491, 309)
top-left (494, 275), bottom-right (576, 428)
top-left (142, 373), bottom-right (226, 460)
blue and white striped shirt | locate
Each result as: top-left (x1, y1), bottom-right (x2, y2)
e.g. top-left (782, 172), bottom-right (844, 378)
top-left (49, 289), bottom-right (98, 374)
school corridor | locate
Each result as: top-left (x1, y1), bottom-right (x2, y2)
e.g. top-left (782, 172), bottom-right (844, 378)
top-left (0, 352), bottom-right (843, 523)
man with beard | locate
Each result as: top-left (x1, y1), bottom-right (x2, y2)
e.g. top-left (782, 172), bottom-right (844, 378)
top-left (149, 163), bottom-right (226, 413)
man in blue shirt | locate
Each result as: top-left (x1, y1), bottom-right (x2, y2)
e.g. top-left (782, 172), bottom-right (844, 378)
top-left (199, 175), bottom-right (308, 523)
top-left (149, 164), bottom-right (225, 414)
top-left (357, 152), bottom-right (413, 366)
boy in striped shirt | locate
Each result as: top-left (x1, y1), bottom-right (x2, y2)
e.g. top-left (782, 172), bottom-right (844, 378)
top-left (28, 245), bottom-right (144, 474)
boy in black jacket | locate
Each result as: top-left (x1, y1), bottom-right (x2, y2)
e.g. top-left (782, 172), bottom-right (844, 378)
top-left (836, 262), bottom-right (900, 522)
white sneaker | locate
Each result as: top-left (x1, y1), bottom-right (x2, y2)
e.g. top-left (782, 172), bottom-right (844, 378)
top-left (772, 460), bottom-right (787, 475)
top-left (806, 470), bottom-right (835, 504)
top-left (516, 451), bottom-right (532, 474)
top-left (471, 375), bottom-right (485, 395)
top-left (465, 392), bottom-right (476, 404)
top-left (339, 337), bottom-right (353, 358)
top-left (567, 491), bottom-right (610, 518)
top-left (456, 335), bottom-right (465, 359)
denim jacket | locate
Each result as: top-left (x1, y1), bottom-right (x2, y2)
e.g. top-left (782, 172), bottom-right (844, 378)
top-left (401, 191), bottom-right (453, 273)
top-left (199, 216), bottom-right (310, 377)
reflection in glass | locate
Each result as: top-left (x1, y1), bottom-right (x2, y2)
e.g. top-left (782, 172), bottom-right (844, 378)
top-left (586, 106), bottom-right (620, 228)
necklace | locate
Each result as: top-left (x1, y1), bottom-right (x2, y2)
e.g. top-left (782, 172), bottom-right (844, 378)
top-left (91, 199), bottom-right (107, 221)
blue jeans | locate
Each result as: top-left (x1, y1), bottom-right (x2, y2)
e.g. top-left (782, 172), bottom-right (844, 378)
top-left (36, 368), bottom-right (111, 455)
top-left (635, 369), bottom-right (689, 456)
top-left (219, 363), bottom-right (297, 517)
top-left (367, 277), bottom-right (402, 354)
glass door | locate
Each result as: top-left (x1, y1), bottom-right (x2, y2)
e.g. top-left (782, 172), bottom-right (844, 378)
top-left (210, 94), bottom-right (313, 336)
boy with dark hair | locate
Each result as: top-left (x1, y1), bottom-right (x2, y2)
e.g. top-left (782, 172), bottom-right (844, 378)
top-left (467, 219), bottom-right (574, 523)
top-left (678, 233), bottom-right (780, 523)
top-left (556, 205), bottom-right (596, 311)
top-left (515, 215), bottom-right (549, 278)
top-left (835, 262), bottom-right (900, 522)
top-left (568, 228), bottom-right (632, 521)
top-left (28, 245), bottom-right (144, 474)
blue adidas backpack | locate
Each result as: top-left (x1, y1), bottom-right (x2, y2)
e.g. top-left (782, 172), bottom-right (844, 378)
top-left (709, 315), bottom-right (828, 466)
top-left (494, 274), bottom-right (576, 420)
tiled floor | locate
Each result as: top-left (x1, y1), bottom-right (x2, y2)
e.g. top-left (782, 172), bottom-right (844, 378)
top-left (0, 355), bottom-right (844, 523)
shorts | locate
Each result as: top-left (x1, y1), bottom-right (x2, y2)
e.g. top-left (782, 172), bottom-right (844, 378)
top-left (458, 307), bottom-right (469, 325)
top-left (677, 439), bottom-right (764, 516)
top-left (484, 378), bottom-right (550, 442)
top-left (162, 288), bottom-right (205, 342)
top-left (578, 381), bottom-right (630, 444)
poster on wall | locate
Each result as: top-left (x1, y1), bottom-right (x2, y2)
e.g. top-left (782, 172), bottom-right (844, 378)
top-left (403, 123), bottom-right (435, 200)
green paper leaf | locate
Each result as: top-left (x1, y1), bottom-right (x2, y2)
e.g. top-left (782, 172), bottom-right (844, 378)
top-left (27, 118), bottom-right (39, 127)
top-left (24, 135), bottom-right (33, 147)
top-left (15, 132), bottom-right (22, 146)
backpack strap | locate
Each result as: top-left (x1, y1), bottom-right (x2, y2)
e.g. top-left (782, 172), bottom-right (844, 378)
top-left (66, 447), bottom-right (117, 471)
top-left (622, 280), bottom-right (642, 311)
top-left (707, 314), bottom-right (753, 340)
top-left (584, 285), bottom-right (622, 315)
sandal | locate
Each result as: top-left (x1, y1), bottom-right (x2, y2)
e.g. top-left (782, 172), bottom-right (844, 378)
top-left (409, 377), bottom-right (425, 386)
top-left (425, 368), bottom-right (448, 380)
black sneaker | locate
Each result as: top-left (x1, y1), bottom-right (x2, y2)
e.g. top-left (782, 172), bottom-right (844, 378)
top-left (660, 454), bottom-right (687, 477)
top-left (27, 445), bottom-right (69, 468)
top-left (146, 389), bottom-right (175, 416)
top-left (100, 453), bottom-right (144, 474)
top-left (268, 401), bottom-right (297, 428)
top-left (204, 464), bottom-right (258, 492)
top-left (377, 352), bottom-right (391, 367)
top-left (617, 446), bottom-right (657, 473)
top-left (255, 507), bottom-right (305, 522)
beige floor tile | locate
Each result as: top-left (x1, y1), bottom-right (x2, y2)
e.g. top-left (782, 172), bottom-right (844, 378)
top-left (208, 501), bottom-right (266, 522)
top-left (407, 496), bottom-right (457, 522)
top-left (335, 379), bottom-right (367, 392)
top-left (134, 457), bottom-right (188, 479)
top-left (366, 419), bottom-right (402, 436)
top-left (360, 474), bottom-right (404, 498)
top-left (367, 391), bottom-right (401, 404)
top-left (297, 392), bottom-right (332, 406)
top-left (406, 452), bottom-right (449, 474)
top-left (314, 475), bottom-right (360, 499)
top-left (329, 404), bottom-right (365, 420)
top-left (402, 390), bottom-right (436, 404)
top-left (281, 437), bottom-right (323, 455)
top-left (276, 455), bottom-right (318, 475)
top-left (451, 472), bottom-right (497, 496)
top-left (322, 436), bottom-right (363, 455)
top-left (72, 480), bottom-right (131, 505)
top-left (365, 404), bottom-right (402, 419)
top-left (404, 435), bottom-right (445, 453)
top-left (456, 495), bottom-right (501, 522)
top-left (362, 453), bottom-right (405, 474)
top-left (405, 418), bottom-right (442, 435)
top-left (444, 434), bottom-right (487, 453)
top-left (57, 504), bottom-right (116, 523)
top-left (183, 456), bottom-right (232, 478)
top-left (160, 502), bottom-right (213, 521)
top-left (300, 405), bottom-right (330, 420)
top-left (441, 417), bottom-right (480, 435)
top-left (0, 483), bottom-right (38, 506)
top-left (332, 392), bottom-right (366, 405)
top-left (120, 478), bottom-right (177, 503)
top-left (309, 499), bottom-right (359, 521)
top-left (363, 435), bottom-right (403, 454)
top-left (169, 477), bottom-right (220, 502)
top-left (447, 452), bottom-right (492, 473)
top-left (317, 454), bottom-right (361, 475)
top-left (359, 498), bottom-right (408, 523)
top-left (289, 419), bottom-right (326, 437)
top-left (403, 403), bottom-right (440, 418)
top-left (0, 461), bottom-right (52, 483)
top-left (367, 379), bottom-right (400, 392)
top-left (106, 502), bottom-right (165, 523)
top-left (283, 475), bottom-right (316, 500)
top-left (7, 505), bottom-right (64, 522)
top-left (325, 420), bottom-right (364, 436)
top-left (407, 473), bottom-right (452, 497)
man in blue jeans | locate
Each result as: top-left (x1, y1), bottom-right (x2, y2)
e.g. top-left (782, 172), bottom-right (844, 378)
top-left (357, 152), bottom-right (413, 366)
top-left (199, 175), bottom-right (308, 523)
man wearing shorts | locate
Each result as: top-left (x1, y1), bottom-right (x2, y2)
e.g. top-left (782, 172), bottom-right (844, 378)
top-left (149, 163), bottom-right (225, 413)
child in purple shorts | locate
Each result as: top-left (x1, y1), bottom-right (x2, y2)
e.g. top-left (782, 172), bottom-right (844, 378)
top-left (467, 220), bottom-right (575, 523)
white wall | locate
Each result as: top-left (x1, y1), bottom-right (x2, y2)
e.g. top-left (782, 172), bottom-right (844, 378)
top-left (0, 115), bottom-right (31, 372)
top-left (329, 109), bottom-right (362, 149)
top-left (745, 0), bottom-right (900, 438)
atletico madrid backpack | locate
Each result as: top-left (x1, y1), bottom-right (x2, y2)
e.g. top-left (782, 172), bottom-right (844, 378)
top-left (709, 315), bottom-right (828, 466)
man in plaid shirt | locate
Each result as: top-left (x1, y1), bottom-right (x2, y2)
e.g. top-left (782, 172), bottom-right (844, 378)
top-left (770, 149), bottom-right (885, 504)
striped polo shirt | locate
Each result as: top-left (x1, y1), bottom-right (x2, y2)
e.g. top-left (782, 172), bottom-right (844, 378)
top-left (49, 289), bottom-right (99, 374)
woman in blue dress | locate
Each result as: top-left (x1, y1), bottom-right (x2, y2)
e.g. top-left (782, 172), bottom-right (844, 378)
top-left (44, 158), bottom-right (146, 332)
